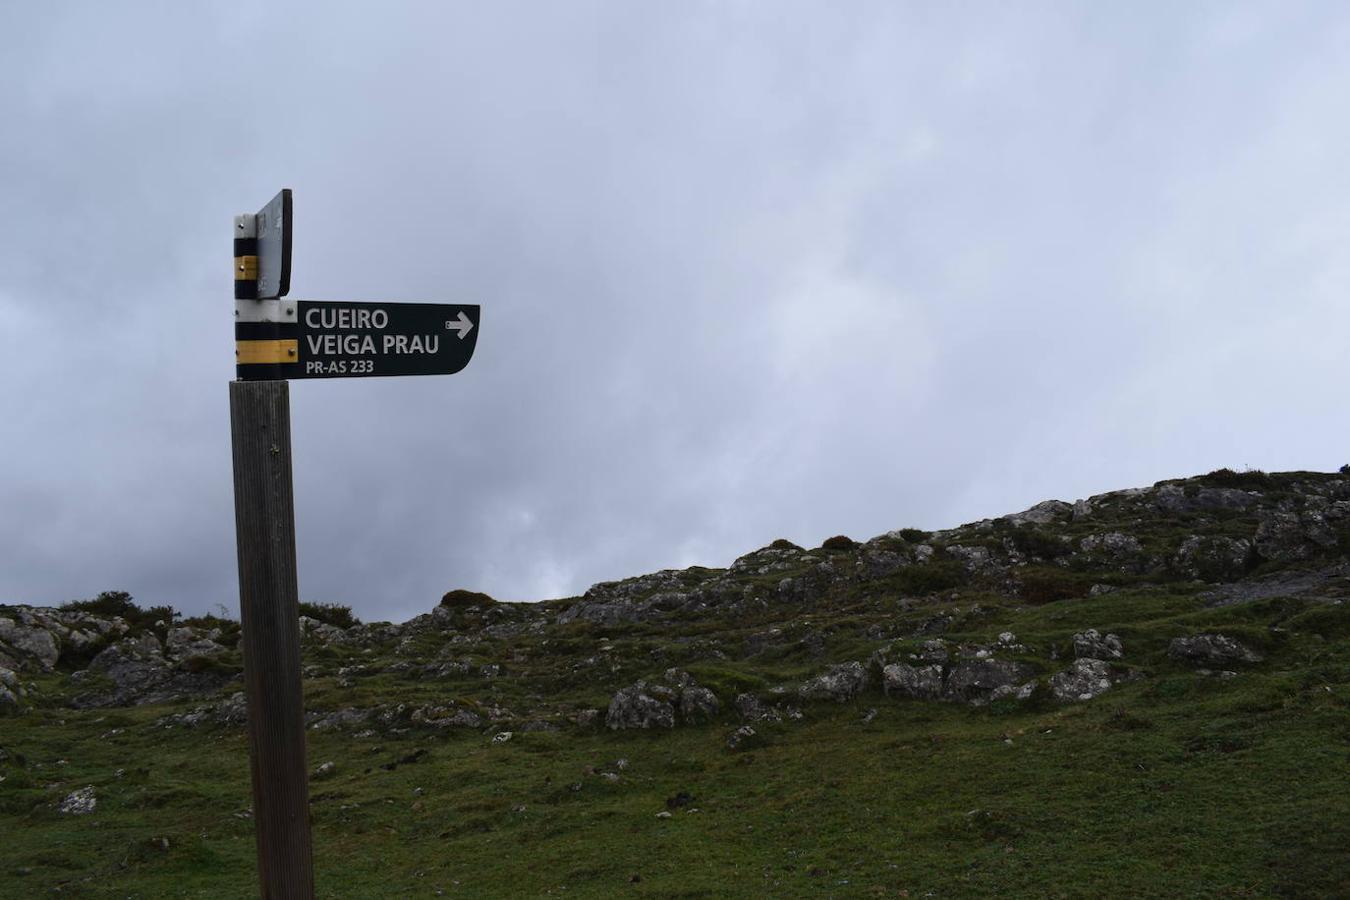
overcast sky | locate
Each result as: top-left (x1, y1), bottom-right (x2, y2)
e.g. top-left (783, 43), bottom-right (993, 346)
top-left (3, 3), bottom-right (1349, 622)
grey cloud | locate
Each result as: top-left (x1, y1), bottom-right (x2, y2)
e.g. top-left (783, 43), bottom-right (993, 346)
top-left (3, 4), bottom-right (1350, 622)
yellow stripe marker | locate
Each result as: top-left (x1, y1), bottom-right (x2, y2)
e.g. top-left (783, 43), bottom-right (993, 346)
top-left (235, 339), bottom-right (298, 365)
top-left (235, 255), bottom-right (259, 279)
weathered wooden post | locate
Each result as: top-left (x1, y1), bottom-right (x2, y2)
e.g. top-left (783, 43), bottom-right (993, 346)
top-left (230, 192), bottom-right (315, 898)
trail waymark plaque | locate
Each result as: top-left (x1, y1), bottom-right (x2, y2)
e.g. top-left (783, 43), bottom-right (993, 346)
top-left (235, 300), bottom-right (480, 380)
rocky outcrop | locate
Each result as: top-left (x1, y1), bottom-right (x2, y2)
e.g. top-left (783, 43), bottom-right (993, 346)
top-left (679, 686), bottom-right (720, 723)
top-left (0, 616), bottom-right (60, 670)
top-left (1002, 500), bottom-right (1074, 527)
top-left (606, 682), bottom-right (675, 729)
top-left (0, 666), bottom-right (24, 714)
top-left (607, 670), bottom-right (719, 729)
top-left (1078, 533), bottom-right (1148, 572)
top-left (1173, 536), bottom-right (1252, 582)
top-left (943, 659), bottom-right (1035, 704)
top-left (799, 662), bottom-right (868, 702)
top-left (881, 663), bottom-right (943, 700)
top-left (58, 786), bottom-right (97, 815)
top-left (1168, 634), bottom-right (1263, 666)
top-left (1050, 659), bottom-right (1113, 701)
top-left (72, 631), bottom-right (235, 708)
top-left (1254, 509), bottom-right (1341, 562)
top-left (1073, 629), bottom-right (1123, 660)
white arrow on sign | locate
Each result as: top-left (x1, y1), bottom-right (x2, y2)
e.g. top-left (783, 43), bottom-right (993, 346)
top-left (447, 311), bottom-right (474, 339)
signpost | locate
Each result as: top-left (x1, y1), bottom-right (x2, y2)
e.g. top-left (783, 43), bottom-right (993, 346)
top-left (228, 189), bottom-right (479, 898)
top-left (235, 300), bottom-right (479, 381)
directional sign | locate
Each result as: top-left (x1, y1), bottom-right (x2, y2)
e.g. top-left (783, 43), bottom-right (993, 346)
top-left (254, 189), bottom-right (292, 299)
top-left (235, 301), bottom-right (479, 381)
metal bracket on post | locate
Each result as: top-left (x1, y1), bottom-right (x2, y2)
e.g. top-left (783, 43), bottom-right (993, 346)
top-left (234, 214), bottom-right (258, 300)
top-left (235, 212), bottom-right (297, 380)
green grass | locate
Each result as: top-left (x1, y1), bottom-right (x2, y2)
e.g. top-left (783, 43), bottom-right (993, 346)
top-left (3, 596), bottom-right (1347, 897)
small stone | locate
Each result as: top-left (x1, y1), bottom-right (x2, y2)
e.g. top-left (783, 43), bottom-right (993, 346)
top-left (655, 811), bottom-right (672, 819)
top-left (312, 761), bottom-right (337, 780)
top-left (726, 724), bottom-right (760, 751)
top-left (491, 731), bottom-right (513, 744)
top-left (58, 786), bottom-right (97, 815)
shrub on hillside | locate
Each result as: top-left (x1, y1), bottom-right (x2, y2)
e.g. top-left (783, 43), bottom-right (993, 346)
top-left (1199, 467), bottom-right (1274, 490)
top-left (821, 535), bottom-right (858, 551)
top-left (769, 538), bottom-right (802, 551)
top-left (897, 528), bottom-right (929, 543)
top-left (61, 590), bottom-right (138, 619)
top-left (1008, 527), bottom-right (1072, 560)
top-left (889, 561), bottom-right (965, 595)
top-left (1017, 569), bottom-right (1092, 604)
top-left (297, 602), bottom-right (359, 629)
top-left (60, 591), bottom-right (177, 631)
top-left (440, 589), bottom-right (496, 610)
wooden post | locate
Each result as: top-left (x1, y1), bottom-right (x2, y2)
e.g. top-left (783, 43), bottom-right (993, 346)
top-left (230, 379), bottom-right (315, 898)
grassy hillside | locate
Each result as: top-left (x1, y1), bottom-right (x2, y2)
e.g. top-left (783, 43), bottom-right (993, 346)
top-left (2, 469), bottom-right (1349, 897)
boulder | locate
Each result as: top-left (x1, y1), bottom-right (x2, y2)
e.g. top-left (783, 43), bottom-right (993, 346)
top-left (881, 663), bottom-right (943, 700)
top-left (0, 618), bottom-right (59, 670)
top-left (679, 686), bottom-right (720, 723)
top-left (1072, 629), bottom-right (1123, 660)
top-left (1172, 536), bottom-right (1251, 582)
top-left (733, 693), bottom-right (776, 722)
top-left (1050, 659), bottom-right (1113, 701)
top-left (606, 682), bottom-right (675, 730)
top-left (943, 659), bottom-right (1035, 704)
top-left (0, 683), bottom-right (21, 715)
top-left (945, 544), bottom-right (999, 574)
top-left (1168, 634), bottom-right (1262, 666)
top-left (164, 627), bottom-right (227, 666)
top-left (1078, 533), bottom-right (1146, 572)
top-left (914, 639), bottom-right (949, 664)
top-left (80, 635), bottom-right (172, 704)
top-left (799, 662), bottom-right (867, 702)
top-left (58, 786), bottom-right (97, 816)
top-left (1254, 510), bottom-right (1338, 563)
top-left (1002, 500), bottom-right (1073, 526)
top-left (1155, 485), bottom-right (1257, 514)
top-left (299, 616), bottom-right (348, 644)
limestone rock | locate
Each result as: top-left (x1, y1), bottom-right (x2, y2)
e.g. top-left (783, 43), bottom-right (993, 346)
top-left (1168, 634), bottom-right (1262, 666)
top-left (58, 786), bottom-right (97, 815)
top-left (1078, 533), bottom-right (1146, 571)
top-left (1050, 659), bottom-right (1113, 701)
top-left (606, 682), bottom-right (675, 730)
top-left (799, 662), bottom-right (867, 702)
top-left (881, 663), bottom-right (943, 700)
top-left (679, 686), bottom-right (720, 723)
top-left (1072, 629), bottom-right (1123, 660)
top-left (1173, 536), bottom-right (1252, 582)
top-left (1002, 500), bottom-right (1073, 526)
top-left (0, 618), bottom-right (59, 670)
top-left (943, 659), bottom-right (1035, 704)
